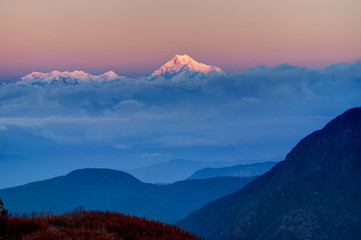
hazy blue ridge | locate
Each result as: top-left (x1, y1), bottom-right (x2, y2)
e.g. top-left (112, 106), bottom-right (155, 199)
top-left (0, 168), bottom-right (254, 223)
top-left (187, 161), bottom-right (278, 180)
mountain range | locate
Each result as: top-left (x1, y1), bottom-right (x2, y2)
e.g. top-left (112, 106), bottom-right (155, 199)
top-left (0, 169), bottom-right (254, 223)
top-left (127, 159), bottom-right (245, 183)
top-left (17, 54), bottom-right (224, 87)
top-left (127, 159), bottom-right (278, 183)
top-left (187, 161), bottom-right (278, 180)
top-left (20, 70), bottom-right (124, 85)
top-left (178, 107), bottom-right (361, 240)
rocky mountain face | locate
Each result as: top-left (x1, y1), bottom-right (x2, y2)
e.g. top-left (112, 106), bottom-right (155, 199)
top-left (178, 107), bottom-right (361, 240)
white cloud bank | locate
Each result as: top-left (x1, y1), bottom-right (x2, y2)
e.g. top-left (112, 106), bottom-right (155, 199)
top-left (0, 59), bottom-right (360, 187)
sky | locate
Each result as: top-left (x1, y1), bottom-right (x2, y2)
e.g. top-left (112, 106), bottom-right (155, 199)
top-left (1, 0), bottom-right (361, 80)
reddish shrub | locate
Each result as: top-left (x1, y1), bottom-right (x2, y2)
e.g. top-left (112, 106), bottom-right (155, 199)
top-left (0, 210), bottom-right (203, 240)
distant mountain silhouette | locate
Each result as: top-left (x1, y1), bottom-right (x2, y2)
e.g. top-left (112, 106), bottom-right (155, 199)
top-left (178, 107), bottom-right (361, 240)
top-left (187, 161), bottom-right (277, 180)
top-left (127, 159), bottom-right (237, 183)
top-left (0, 168), bottom-right (254, 223)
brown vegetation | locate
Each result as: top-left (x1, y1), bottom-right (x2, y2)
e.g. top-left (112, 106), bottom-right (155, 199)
top-left (0, 208), bottom-right (202, 240)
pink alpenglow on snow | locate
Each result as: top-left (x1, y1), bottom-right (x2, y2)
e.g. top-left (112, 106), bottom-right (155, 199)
top-left (21, 70), bottom-right (123, 83)
top-left (152, 54), bottom-right (223, 77)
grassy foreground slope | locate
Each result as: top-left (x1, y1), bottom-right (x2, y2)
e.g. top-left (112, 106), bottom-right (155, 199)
top-left (0, 209), bottom-right (202, 240)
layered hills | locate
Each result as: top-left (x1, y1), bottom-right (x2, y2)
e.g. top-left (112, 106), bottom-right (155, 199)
top-left (127, 159), bottom-right (246, 183)
top-left (0, 169), bottom-right (254, 223)
top-left (187, 161), bottom-right (277, 180)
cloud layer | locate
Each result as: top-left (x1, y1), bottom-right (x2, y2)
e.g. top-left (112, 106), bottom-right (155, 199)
top-left (0, 59), bottom-right (360, 188)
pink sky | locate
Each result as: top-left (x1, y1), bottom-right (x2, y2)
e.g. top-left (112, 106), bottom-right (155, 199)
top-left (1, 0), bottom-right (360, 79)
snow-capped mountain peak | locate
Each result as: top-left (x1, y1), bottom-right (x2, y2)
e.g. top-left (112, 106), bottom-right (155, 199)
top-left (21, 72), bottom-right (47, 81)
top-left (172, 54), bottom-right (194, 64)
top-left (20, 70), bottom-right (125, 86)
top-left (99, 71), bottom-right (120, 80)
top-left (151, 54), bottom-right (223, 78)
top-left (18, 55), bottom-right (224, 88)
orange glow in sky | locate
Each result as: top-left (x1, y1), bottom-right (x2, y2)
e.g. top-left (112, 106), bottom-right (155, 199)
top-left (1, 0), bottom-right (360, 78)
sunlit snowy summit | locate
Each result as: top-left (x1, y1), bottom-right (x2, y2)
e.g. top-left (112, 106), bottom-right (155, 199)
top-left (151, 54), bottom-right (223, 78)
top-left (18, 54), bottom-right (224, 87)
top-left (144, 54), bottom-right (225, 87)
top-left (20, 70), bottom-right (126, 86)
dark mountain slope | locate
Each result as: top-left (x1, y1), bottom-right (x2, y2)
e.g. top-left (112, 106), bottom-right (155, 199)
top-left (157, 176), bottom-right (256, 221)
top-left (178, 107), bottom-right (361, 240)
top-left (0, 169), bottom-right (254, 223)
top-left (187, 161), bottom-right (277, 179)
